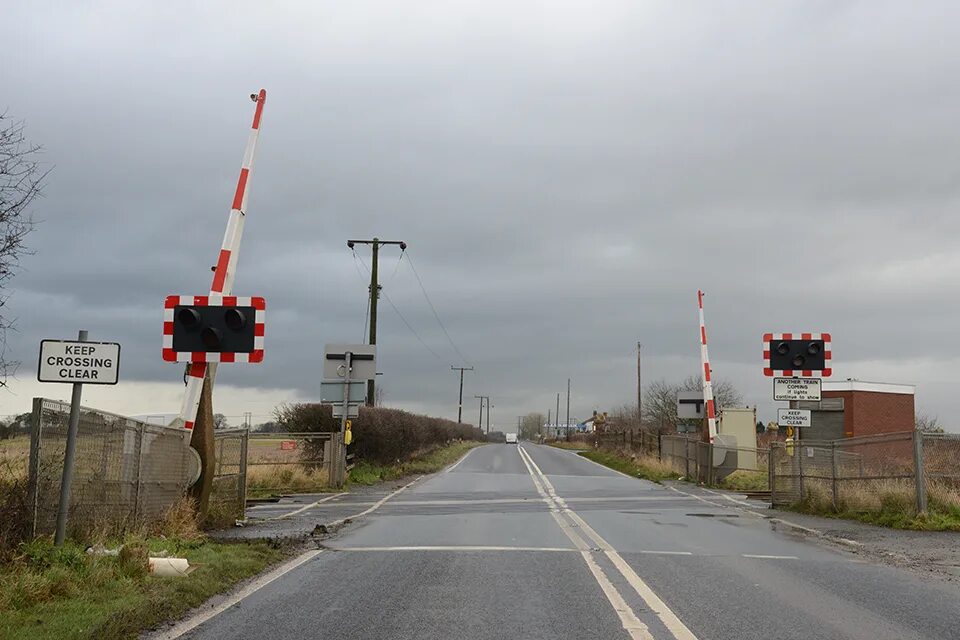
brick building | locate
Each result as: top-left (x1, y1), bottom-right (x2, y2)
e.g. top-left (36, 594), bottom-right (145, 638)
top-left (793, 380), bottom-right (915, 440)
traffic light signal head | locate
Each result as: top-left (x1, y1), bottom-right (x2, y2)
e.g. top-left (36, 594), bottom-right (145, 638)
top-left (763, 333), bottom-right (831, 377)
top-left (163, 295), bottom-right (265, 363)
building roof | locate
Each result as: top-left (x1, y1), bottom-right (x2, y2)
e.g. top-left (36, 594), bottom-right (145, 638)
top-left (823, 379), bottom-right (915, 395)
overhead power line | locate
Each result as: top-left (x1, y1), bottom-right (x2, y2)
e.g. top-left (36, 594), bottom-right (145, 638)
top-left (404, 252), bottom-right (472, 367)
top-left (351, 249), bottom-right (445, 363)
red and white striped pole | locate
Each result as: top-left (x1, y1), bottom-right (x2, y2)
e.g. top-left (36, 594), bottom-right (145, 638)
top-left (698, 290), bottom-right (717, 443)
top-left (175, 90), bottom-right (267, 432)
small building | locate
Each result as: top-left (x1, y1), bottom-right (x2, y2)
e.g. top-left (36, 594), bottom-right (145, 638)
top-left (793, 380), bottom-right (915, 440)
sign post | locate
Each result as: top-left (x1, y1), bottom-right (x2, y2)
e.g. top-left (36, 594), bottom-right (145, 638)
top-left (321, 344), bottom-right (376, 486)
top-left (39, 331), bottom-right (122, 546)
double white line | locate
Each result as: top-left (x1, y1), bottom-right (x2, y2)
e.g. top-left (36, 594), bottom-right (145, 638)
top-left (517, 446), bottom-right (698, 640)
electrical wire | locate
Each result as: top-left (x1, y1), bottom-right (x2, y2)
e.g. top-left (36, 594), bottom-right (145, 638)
top-left (352, 249), bottom-right (446, 362)
top-left (404, 252), bottom-right (472, 367)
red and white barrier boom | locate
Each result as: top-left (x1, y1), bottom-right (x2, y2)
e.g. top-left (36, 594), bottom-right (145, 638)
top-left (169, 90), bottom-right (267, 431)
top-left (697, 290), bottom-right (717, 443)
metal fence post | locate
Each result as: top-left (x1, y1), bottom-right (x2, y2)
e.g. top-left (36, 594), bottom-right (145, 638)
top-left (134, 424), bottom-right (145, 522)
top-left (27, 397), bottom-right (44, 538)
top-left (913, 430), bottom-right (927, 514)
top-left (830, 441), bottom-right (839, 510)
top-left (707, 442), bottom-right (715, 486)
top-left (768, 444), bottom-right (776, 502)
top-left (239, 430), bottom-right (249, 517)
top-left (797, 441), bottom-right (804, 502)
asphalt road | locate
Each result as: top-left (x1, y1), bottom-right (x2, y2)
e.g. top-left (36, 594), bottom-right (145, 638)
top-left (171, 443), bottom-right (960, 640)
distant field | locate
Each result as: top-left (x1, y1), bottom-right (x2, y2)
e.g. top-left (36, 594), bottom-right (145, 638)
top-left (0, 437), bottom-right (29, 480)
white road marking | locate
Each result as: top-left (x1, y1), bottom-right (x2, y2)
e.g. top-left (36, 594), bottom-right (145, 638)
top-left (742, 554), bottom-right (799, 560)
top-left (330, 545), bottom-right (576, 552)
top-left (519, 445), bottom-right (699, 640)
top-left (151, 549), bottom-right (323, 639)
top-left (445, 445), bottom-right (479, 473)
top-left (268, 492), bottom-right (347, 520)
top-left (516, 446), bottom-right (655, 640)
top-left (640, 550), bottom-right (694, 556)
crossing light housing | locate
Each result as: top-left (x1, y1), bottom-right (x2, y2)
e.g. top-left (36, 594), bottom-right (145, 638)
top-left (172, 304), bottom-right (256, 353)
top-left (767, 339), bottom-right (827, 372)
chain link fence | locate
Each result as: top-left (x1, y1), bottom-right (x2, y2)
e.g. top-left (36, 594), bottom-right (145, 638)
top-left (771, 431), bottom-right (960, 512)
top-left (245, 432), bottom-right (335, 496)
top-left (27, 398), bottom-right (247, 536)
top-left (552, 426), bottom-right (960, 514)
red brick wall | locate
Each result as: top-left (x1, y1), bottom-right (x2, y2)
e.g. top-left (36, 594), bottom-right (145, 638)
top-left (823, 390), bottom-right (914, 437)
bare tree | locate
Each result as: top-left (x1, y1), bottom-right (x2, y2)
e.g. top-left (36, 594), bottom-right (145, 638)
top-left (642, 379), bottom-right (680, 433)
top-left (678, 375), bottom-right (743, 410)
top-left (915, 412), bottom-right (943, 433)
top-left (641, 376), bottom-right (745, 434)
top-left (0, 114), bottom-right (47, 386)
top-left (213, 413), bottom-right (230, 430)
top-left (520, 412), bottom-right (546, 440)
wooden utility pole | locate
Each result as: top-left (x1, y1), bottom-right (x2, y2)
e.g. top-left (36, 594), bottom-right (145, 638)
top-left (189, 371), bottom-right (216, 514)
top-left (637, 342), bottom-right (642, 427)
top-left (452, 366), bottom-right (474, 422)
top-left (347, 238), bottom-right (406, 406)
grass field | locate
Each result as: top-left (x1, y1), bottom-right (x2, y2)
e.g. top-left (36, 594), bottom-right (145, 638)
top-left (245, 437), bottom-right (332, 497)
top-left (0, 437), bottom-right (30, 481)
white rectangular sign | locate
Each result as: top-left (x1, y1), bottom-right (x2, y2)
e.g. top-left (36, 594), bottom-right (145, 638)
top-left (777, 408), bottom-right (811, 428)
top-left (773, 377), bottom-right (821, 401)
top-left (320, 381), bottom-right (367, 404)
top-left (676, 391), bottom-right (705, 419)
top-left (323, 344), bottom-right (377, 381)
top-left (38, 340), bottom-right (120, 385)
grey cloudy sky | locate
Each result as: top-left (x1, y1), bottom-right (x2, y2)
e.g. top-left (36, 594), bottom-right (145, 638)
top-left (3, 1), bottom-right (959, 430)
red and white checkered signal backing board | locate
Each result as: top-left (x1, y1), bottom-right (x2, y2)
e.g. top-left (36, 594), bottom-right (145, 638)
top-left (163, 295), bottom-right (265, 363)
top-left (763, 332), bottom-right (831, 377)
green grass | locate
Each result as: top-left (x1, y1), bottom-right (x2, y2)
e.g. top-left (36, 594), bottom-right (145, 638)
top-left (716, 470), bottom-right (768, 492)
top-left (547, 440), bottom-right (589, 451)
top-left (348, 441), bottom-right (486, 486)
top-left (785, 484), bottom-right (960, 532)
top-left (577, 450), bottom-right (676, 484)
top-left (0, 536), bottom-right (287, 640)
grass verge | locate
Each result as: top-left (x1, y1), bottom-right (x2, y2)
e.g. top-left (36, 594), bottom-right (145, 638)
top-left (716, 470), bottom-right (768, 492)
top-left (348, 441), bottom-right (486, 486)
top-left (785, 481), bottom-right (960, 531)
top-left (0, 536), bottom-right (287, 640)
top-left (546, 440), bottom-right (589, 451)
top-left (577, 449), bottom-right (676, 484)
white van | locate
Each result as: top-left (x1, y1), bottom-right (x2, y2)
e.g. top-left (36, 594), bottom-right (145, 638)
top-left (505, 433), bottom-right (518, 444)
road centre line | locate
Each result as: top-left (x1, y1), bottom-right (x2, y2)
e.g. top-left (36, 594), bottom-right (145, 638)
top-left (743, 554), bottom-right (799, 560)
top-left (516, 445), bottom-right (654, 640)
top-left (152, 549), bottom-right (323, 640)
top-left (519, 446), bottom-right (699, 640)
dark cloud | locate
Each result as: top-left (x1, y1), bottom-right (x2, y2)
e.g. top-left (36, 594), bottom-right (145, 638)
top-left (3, 2), bottom-right (959, 428)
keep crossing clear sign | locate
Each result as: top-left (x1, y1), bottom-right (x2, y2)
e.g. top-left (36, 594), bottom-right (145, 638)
top-left (38, 339), bottom-right (121, 385)
top-left (777, 408), bottom-right (811, 428)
